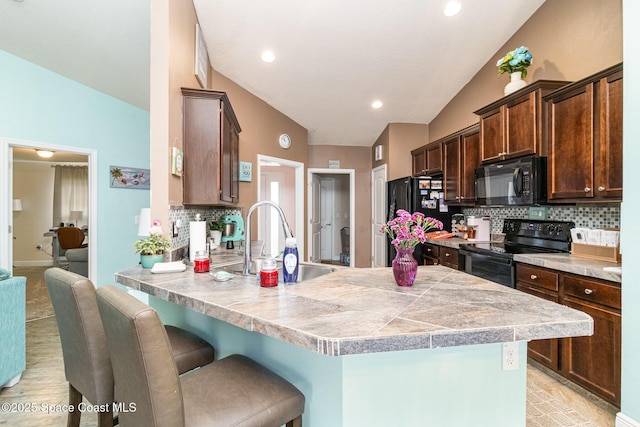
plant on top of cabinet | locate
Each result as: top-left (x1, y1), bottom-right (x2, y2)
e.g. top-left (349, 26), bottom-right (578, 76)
top-left (474, 80), bottom-right (569, 163)
top-left (181, 88), bottom-right (241, 206)
top-left (544, 63), bottom-right (622, 202)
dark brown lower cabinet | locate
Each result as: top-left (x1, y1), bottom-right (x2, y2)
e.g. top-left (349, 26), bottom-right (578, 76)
top-left (423, 243), bottom-right (439, 265)
top-left (515, 263), bottom-right (621, 407)
top-left (561, 277), bottom-right (621, 407)
top-left (438, 247), bottom-right (459, 270)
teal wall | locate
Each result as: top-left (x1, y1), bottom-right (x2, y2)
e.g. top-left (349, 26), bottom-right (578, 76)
top-left (621, 0), bottom-right (640, 423)
top-left (0, 49), bottom-right (150, 286)
top-left (153, 296), bottom-right (527, 427)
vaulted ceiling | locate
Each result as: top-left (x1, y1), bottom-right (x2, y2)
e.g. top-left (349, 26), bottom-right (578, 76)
top-left (0, 0), bottom-right (546, 147)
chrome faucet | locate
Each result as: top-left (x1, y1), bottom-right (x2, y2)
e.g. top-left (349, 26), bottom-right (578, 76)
top-left (243, 201), bottom-right (294, 275)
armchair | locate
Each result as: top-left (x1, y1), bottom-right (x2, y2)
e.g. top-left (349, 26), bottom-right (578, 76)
top-left (0, 272), bottom-right (26, 389)
top-left (57, 227), bottom-right (88, 277)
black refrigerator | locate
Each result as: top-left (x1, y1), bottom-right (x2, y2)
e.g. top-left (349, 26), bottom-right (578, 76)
top-left (386, 176), bottom-right (461, 266)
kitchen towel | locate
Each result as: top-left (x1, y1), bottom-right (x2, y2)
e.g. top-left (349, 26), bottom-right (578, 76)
top-left (189, 220), bottom-right (207, 262)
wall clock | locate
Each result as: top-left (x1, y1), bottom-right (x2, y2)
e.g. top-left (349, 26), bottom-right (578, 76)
top-left (279, 133), bottom-right (291, 149)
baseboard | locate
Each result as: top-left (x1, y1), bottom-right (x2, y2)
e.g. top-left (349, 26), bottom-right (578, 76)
top-left (617, 413), bottom-right (640, 427)
top-left (13, 260), bottom-right (55, 267)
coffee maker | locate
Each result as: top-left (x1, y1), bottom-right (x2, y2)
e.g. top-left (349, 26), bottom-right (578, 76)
top-left (220, 214), bottom-right (245, 249)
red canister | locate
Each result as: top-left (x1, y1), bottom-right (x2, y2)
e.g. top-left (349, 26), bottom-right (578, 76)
top-left (194, 250), bottom-right (210, 273)
top-left (260, 257), bottom-right (278, 287)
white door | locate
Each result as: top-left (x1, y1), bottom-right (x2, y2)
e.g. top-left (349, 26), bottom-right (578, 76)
top-left (309, 174), bottom-right (322, 263)
top-left (371, 165), bottom-right (387, 267)
top-left (320, 178), bottom-right (334, 261)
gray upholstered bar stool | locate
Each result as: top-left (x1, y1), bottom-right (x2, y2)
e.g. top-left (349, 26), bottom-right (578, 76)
top-left (45, 268), bottom-right (215, 427)
top-left (96, 285), bottom-right (305, 427)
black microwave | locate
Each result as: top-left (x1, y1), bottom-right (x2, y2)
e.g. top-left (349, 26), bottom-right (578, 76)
top-left (475, 155), bottom-right (547, 206)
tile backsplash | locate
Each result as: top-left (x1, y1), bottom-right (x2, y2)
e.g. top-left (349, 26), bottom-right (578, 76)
top-left (462, 204), bottom-right (621, 234)
top-left (168, 205), bottom-right (243, 259)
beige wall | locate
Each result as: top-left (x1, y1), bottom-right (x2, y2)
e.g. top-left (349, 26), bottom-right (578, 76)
top-left (429, 0), bottom-right (623, 141)
top-left (308, 145), bottom-right (371, 267)
top-left (372, 123), bottom-right (428, 181)
top-left (208, 70), bottom-right (308, 212)
top-left (12, 162), bottom-right (55, 264)
top-left (152, 0), bottom-right (308, 242)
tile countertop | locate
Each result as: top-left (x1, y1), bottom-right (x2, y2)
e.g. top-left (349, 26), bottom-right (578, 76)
top-left (513, 253), bottom-right (622, 283)
top-left (114, 264), bottom-right (592, 356)
top-left (425, 238), bottom-right (622, 284)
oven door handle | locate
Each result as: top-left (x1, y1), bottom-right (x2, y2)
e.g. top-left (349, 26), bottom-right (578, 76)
top-left (513, 167), bottom-right (523, 197)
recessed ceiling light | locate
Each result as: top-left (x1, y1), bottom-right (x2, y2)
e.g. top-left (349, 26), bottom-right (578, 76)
top-left (261, 50), bottom-right (276, 63)
top-left (444, 1), bottom-right (461, 17)
top-left (36, 149), bottom-right (54, 158)
top-left (371, 100), bottom-right (383, 109)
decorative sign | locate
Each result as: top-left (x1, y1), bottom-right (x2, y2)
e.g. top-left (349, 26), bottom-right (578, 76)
top-left (328, 160), bottom-right (340, 169)
top-left (374, 145), bottom-right (383, 161)
top-left (195, 24), bottom-right (209, 88)
top-left (171, 147), bottom-right (183, 177)
top-left (239, 161), bottom-right (252, 182)
top-left (109, 166), bottom-right (150, 190)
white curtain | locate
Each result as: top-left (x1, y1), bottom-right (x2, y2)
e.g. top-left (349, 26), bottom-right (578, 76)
top-left (53, 165), bottom-right (88, 227)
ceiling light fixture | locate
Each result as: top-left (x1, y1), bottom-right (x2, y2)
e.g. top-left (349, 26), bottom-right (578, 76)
top-left (444, 1), bottom-right (461, 17)
top-left (371, 100), bottom-right (383, 109)
top-left (261, 50), bottom-right (276, 63)
top-left (36, 149), bottom-right (54, 158)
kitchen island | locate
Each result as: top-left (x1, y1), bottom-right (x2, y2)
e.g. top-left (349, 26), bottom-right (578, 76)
top-left (115, 264), bottom-right (592, 426)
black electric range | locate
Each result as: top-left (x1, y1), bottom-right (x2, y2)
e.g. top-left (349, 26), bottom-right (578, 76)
top-left (458, 218), bottom-right (574, 287)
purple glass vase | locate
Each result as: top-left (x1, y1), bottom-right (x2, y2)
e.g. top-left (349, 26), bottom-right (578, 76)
top-left (392, 246), bottom-right (418, 287)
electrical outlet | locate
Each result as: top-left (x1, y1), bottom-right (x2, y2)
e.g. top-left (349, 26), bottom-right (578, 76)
top-left (502, 342), bottom-right (519, 371)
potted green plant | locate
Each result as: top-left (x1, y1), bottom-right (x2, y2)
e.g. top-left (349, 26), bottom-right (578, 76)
top-left (134, 220), bottom-right (171, 268)
top-left (496, 45), bottom-right (533, 95)
top-left (209, 220), bottom-right (224, 248)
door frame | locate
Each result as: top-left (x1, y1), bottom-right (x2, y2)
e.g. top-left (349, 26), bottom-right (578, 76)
top-left (256, 155), bottom-right (305, 260)
top-left (0, 137), bottom-right (98, 283)
top-left (371, 164), bottom-right (387, 267)
top-left (307, 168), bottom-right (355, 267)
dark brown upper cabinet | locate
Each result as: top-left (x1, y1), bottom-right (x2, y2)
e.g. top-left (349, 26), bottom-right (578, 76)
top-left (181, 88), bottom-right (241, 206)
top-left (474, 81), bottom-right (569, 163)
top-left (544, 63), bottom-right (622, 202)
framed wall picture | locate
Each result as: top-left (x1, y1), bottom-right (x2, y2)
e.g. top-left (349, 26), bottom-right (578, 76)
top-left (110, 166), bottom-right (150, 190)
top-left (239, 161), bottom-right (252, 182)
top-left (195, 23), bottom-right (209, 88)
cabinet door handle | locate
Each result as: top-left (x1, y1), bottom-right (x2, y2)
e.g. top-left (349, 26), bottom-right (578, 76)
top-left (445, 253), bottom-right (450, 257)
top-left (530, 274), bottom-right (538, 280)
top-left (584, 288), bottom-right (594, 295)
top-left (598, 186), bottom-right (606, 192)
top-left (584, 187), bottom-right (591, 193)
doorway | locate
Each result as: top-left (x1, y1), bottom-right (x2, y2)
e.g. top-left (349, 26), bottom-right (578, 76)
top-left (307, 168), bottom-right (355, 267)
top-left (1, 137), bottom-right (97, 284)
top-left (256, 155), bottom-right (304, 260)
